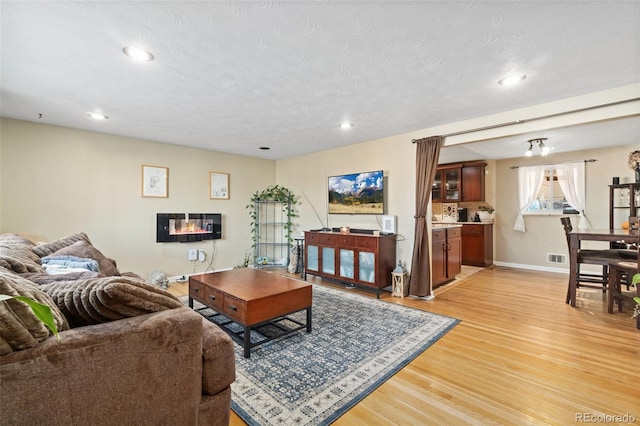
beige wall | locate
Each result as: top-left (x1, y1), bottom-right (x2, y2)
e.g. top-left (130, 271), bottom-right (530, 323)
top-left (276, 85), bottom-right (639, 279)
top-left (494, 144), bottom-right (639, 272)
top-left (0, 118), bottom-right (275, 279)
top-left (2, 85), bottom-right (638, 284)
top-left (276, 135), bottom-right (418, 265)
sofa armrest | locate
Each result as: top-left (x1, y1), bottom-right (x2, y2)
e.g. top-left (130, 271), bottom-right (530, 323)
top-left (1, 308), bottom-right (205, 426)
top-left (201, 318), bottom-right (236, 395)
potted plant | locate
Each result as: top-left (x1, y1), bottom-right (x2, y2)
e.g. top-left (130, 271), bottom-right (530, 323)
top-left (477, 205), bottom-right (495, 222)
top-left (246, 185), bottom-right (298, 264)
top-left (631, 273), bottom-right (640, 325)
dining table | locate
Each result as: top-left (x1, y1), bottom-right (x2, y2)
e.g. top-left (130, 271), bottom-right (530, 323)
top-left (567, 228), bottom-right (639, 306)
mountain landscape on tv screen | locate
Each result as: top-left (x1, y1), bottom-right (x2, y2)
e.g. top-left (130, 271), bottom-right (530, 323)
top-left (328, 171), bottom-right (384, 214)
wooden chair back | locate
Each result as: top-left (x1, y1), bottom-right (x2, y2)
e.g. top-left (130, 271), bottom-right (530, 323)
top-left (560, 217), bottom-right (573, 248)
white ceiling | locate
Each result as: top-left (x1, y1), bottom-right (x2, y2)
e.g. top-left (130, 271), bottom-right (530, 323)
top-left (1, 1), bottom-right (639, 161)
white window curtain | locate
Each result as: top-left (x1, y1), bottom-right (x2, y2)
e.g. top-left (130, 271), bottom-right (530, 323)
top-left (556, 161), bottom-right (591, 229)
top-left (513, 165), bottom-right (546, 232)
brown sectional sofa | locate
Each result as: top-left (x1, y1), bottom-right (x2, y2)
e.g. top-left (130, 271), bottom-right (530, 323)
top-left (0, 233), bottom-right (235, 426)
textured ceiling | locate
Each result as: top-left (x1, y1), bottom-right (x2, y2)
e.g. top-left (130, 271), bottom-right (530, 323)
top-left (1, 1), bottom-right (639, 160)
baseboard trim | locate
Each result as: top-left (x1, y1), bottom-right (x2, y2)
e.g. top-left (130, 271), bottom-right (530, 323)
top-left (493, 261), bottom-right (568, 274)
top-left (168, 267), bottom-right (232, 282)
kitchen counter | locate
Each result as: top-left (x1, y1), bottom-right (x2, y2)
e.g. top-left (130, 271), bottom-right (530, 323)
top-left (432, 223), bottom-right (463, 228)
top-left (434, 221), bottom-right (492, 225)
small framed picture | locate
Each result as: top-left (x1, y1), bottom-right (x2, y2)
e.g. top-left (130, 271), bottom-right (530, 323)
top-left (210, 172), bottom-right (230, 200)
top-left (141, 165), bottom-right (168, 198)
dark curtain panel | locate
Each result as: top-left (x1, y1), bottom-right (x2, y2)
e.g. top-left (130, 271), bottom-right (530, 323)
top-left (409, 136), bottom-right (444, 297)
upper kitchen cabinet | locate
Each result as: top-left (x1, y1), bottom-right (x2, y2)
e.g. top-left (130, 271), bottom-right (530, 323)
top-left (432, 167), bottom-right (461, 202)
top-left (433, 161), bottom-right (487, 203)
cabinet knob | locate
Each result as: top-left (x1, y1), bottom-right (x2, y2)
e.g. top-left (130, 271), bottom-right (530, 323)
top-left (228, 305), bottom-right (237, 311)
top-left (208, 295), bottom-right (216, 301)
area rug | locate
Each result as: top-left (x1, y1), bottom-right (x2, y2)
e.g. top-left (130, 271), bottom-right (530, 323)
top-left (185, 283), bottom-right (459, 426)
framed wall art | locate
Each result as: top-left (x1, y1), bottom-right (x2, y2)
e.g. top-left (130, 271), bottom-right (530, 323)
top-left (141, 165), bottom-right (168, 198)
top-left (210, 172), bottom-right (229, 200)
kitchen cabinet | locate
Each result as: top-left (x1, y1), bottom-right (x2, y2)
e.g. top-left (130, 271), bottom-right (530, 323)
top-left (433, 161), bottom-right (487, 203)
top-left (432, 226), bottom-right (462, 288)
top-left (433, 167), bottom-right (461, 202)
top-left (461, 161), bottom-right (486, 202)
top-left (304, 231), bottom-right (396, 298)
top-left (461, 223), bottom-right (493, 266)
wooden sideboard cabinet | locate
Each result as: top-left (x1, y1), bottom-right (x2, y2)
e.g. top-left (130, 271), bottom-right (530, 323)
top-left (304, 231), bottom-right (396, 298)
top-left (461, 223), bottom-right (493, 266)
top-left (432, 227), bottom-right (462, 288)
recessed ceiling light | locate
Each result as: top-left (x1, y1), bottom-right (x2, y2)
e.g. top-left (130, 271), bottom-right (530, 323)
top-left (340, 122), bottom-right (354, 129)
top-left (259, 146), bottom-right (270, 150)
top-left (87, 112), bottom-right (108, 120)
top-left (123, 46), bottom-right (154, 62)
top-left (498, 74), bottom-right (526, 86)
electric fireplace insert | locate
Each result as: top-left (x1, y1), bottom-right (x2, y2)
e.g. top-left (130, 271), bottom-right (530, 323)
top-left (156, 213), bottom-right (222, 243)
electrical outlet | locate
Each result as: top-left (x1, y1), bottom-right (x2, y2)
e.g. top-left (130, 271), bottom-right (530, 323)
top-left (198, 250), bottom-right (206, 262)
top-left (188, 249), bottom-right (198, 261)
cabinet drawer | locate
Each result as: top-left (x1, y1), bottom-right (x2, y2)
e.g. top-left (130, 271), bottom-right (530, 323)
top-left (335, 234), bottom-right (356, 247)
top-left (432, 229), bottom-right (447, 240)
top-left (462, 224), bottom-right (484, 234)
top-left (318, 233), bottom-right (337, 245)
top-left (204, 286), bottom-right (224, 311)
top-left (356, 236), bottom-right (378, 250)
top-left (223, 294), bottom-right (247, 322)
top-left (447, 227), bottom-right (462, 238)
top-left (189, 280), bottom-right (205, 303)
top-left (305, 232), bottom-right (319, 244)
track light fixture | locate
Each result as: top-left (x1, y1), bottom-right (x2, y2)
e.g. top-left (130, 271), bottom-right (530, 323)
top-left (526, 138), bottom-right (550, 157)
top-left (525, 141), bottom-right (534, 157)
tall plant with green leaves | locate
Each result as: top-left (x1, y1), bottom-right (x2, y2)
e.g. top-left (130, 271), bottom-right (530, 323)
top-left (246, 185), bottom-right (298, 250)
top-left (632, 273), bottom-right (640, 321)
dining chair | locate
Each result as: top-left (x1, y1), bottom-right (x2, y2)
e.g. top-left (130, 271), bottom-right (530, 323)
top-left (560, 217), bottom-right (629, 293)
top-left (607, 249), bottom-right (639, 330)
top-left (560, 217), bottom-right (617, 293)
top-left (607, 216), bottom-right (639, 328)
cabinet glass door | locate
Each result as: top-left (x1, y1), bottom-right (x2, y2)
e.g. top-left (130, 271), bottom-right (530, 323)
top-left (432, 170), bottom-right (442, 201)
top-left (306, 245), bottom-right (318, 272)
top-left (339, 249), bottom-right (354, 279)
top-left (322, 247), bottom-right (335, 275)
top-left (358, 251), bottom-right (375, 283)
top-left (444, 169), bottom-right (460, 201)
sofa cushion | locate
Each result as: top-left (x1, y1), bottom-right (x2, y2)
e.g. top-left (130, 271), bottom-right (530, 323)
top-left (0, 269), bottom-right (70, 355)
top-left (32, 232), bottom-right (91, 257)
top-left (47, 240), bottom-right (120, 276)
top-left (40, 276), bottom-right (183, 327)
top-left (0, 234), bottom-right (44, 274)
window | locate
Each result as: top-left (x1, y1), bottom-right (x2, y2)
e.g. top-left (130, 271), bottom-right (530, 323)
top-left (526, 168), bottom-right (578, 215)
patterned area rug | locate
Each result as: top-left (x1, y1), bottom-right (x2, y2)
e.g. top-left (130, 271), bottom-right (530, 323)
top-left (186, 283), bottom-right (458, 426)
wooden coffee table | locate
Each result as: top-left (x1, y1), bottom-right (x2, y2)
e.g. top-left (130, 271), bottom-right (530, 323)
top-left (189, 269), bottom-right (312, 358)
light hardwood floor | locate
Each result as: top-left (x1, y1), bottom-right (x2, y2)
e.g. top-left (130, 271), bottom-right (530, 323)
top-left (170, 267), bottom-right (640, 425)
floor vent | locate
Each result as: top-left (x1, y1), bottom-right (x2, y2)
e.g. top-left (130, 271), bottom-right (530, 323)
top-left (547, 253), bottom-right (566, 264)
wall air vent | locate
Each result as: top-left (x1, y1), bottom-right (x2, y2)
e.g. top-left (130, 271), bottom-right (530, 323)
top-left (547, 253), bottom-right (566, 264)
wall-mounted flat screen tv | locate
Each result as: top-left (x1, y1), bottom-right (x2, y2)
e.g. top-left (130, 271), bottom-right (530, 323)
top-left (328, 170), bottom-right (384, 214)
top-left (156, 213), bottom-right (222, 243)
